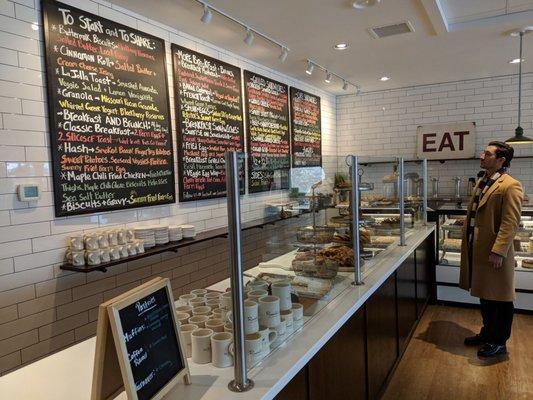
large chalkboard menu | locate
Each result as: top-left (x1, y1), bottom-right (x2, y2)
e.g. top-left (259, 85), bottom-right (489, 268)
top-left (117, 286), bottom-right (184, 400)
top-left (172, 44), bottom-right (244, 201)
top-left (244, 71), bottom-right (290, 193)
top-left (42, 0), bottom-right (175, 216)
top-left (290, 88), bottom-right (322, 167)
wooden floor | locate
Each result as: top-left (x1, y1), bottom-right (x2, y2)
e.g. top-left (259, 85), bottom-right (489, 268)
top-left (382, 305), bottom-right (533, 400)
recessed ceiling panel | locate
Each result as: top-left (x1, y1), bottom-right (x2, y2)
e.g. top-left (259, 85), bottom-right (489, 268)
top-left (441, 0), bottom-right (533, 24)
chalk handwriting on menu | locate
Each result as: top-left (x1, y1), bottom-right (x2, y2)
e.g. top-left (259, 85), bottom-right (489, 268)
top-left (244, 71), bottom-right (290, 193)
top-left (43, 0), bottom-right (175, 216)
top-left (118, 288), bottom-right (183, 400)
top-left (172, 44), bottom-right (244, 201)
top-left (290, 88), bottom-right (322, 167)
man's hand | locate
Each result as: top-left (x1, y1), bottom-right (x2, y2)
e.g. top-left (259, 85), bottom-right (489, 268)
top-left (489, 252), bottom-right (504, 269)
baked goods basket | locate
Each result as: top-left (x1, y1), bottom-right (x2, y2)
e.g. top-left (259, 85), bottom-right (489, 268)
top-left (291, 250), bottom-right (339, 279)
top-left (296, 226), bottom-right (335, 244)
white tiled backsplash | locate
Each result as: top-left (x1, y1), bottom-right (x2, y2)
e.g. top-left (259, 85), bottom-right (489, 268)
top-left (0, 0), bottom-right (337, 374)
top-left (337, 75), bottom-right (533, 197)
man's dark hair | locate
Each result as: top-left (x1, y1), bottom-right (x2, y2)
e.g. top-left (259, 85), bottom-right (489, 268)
top-left (488, 140), bottom-right (514, 168)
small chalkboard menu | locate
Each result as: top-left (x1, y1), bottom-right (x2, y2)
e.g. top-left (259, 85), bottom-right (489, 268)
top-left (290, 88), bottom-right (322, 167)
top-left (42, 0), bottom-right (175, 216)
top-left (244, 71), bottom-right (290, 193)
top-left (92, 277), bottom-right (189, 400)
top-left (172, 44), bottom-right (245, 201)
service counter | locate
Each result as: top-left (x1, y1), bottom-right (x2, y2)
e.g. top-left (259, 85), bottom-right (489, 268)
top-left (0, 225), bottom-right (435, 400)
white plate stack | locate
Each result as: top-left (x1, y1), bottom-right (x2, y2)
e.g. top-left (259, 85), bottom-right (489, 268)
top-left (153, 225), bottom-right (169, 245)
top-left (169, 225), bottom-right (183, 242)
top-left (181, 225), bottom-right (196, 238)
top-left (134, 227), bottom-right (155, 248)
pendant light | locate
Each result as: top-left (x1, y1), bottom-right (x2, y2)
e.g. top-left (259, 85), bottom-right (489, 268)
top-left (506, 31), bottom-right (533, 144)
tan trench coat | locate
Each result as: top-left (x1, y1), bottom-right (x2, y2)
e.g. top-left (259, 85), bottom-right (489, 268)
top-left (459, 174), bottom-right (523, 302)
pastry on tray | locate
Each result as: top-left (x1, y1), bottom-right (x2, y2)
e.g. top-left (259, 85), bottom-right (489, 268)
top-left (371, 236), bottom-right (396, 247)
top-left (522, 259), bottom-right (533, 269)
top-left (442, 238), bottom-right (462, 252)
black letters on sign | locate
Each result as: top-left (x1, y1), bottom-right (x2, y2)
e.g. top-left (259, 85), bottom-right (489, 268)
top-left (42, 0), bottom-right (175, 216)
top-left (244, 71), bottom-right (290, 193)
top-left (290, 87), bottom-right (322, 167)
top-left (172, 44), bottom-right (245, 201)
top-left (118, 287), bottom-right (184, 400)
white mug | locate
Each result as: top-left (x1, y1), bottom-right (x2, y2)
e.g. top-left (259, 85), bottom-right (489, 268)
top-left (272, 319), bottom-right (286, 347)
top-left (85, 250), bottom-right (100, 266)
top-left (107, 230), bottom-right (118, 246)
top-left (67, 250), bottom-right (85, 267)
top-left (117, 229), bottom-right (127, 245)
top-left (135, 240), bottom-right (145, 254)
top-left (211, 332), bottom-right (233, 368)
top-left (84, 235), bottom-right (99, 250)
top-left (243, 332), bottom-right (263, 365)
top-left (205, 292), bottom-right (221, 300)
top-left (281, 309), bottom-right (293, 335)
top-left (210, 308), bottom-right (226, 320)
top-left (224, 322), bottom-right (233, 333)
top-left (292, 303), bottom-right (303, 330)
top-left (126, 243), bottom-right (137, 256)
top-left (179, 323), bottom-right (198, 358)
top-left (191, 288), bottom-right (208, 297)
top-left (205, 318), bottom-right (225, 333)
top-left (258, 325), bottom-right (277, 354)
top-left (175, 312), bottom-right (190, 326)
top-left (176, 305), bottom-right (193, 317)
top-left (244, 300), bottom-right (259, 335)
top-left (192, 306), bottom-right (212, 316)
top-left (205, 298), bottom-right (220, 308)
top-left (220, 291), bottom-right (232, 311)
top-left (258, 296), bottom-right (281, 328)
top-left (247, 289), bottom-right (268, 302)
top-left (119, 245), bottom-right (129, 258)
top-left (191, 328), bottom-right (213, 364)
top-left (249, 280), bottom-right (269, 292)
top-left (178, 294), bottom-right (197, 306)
top-left (97, 234), bottom-right (109, 249)
top-left (69, 235), bottom-right (84, 251)
top-left (188, 315), bottom-right (209, 328)
top-left (126, 229), bottom-right (135, 243)
top-left (109, 246), bottom-right (120, 261)
top-left (189, 298), bottom-right (206, 308)
top-left (99, 248), bottom-right (111, 263)
top-left (272, 281), bottom-right (292, 311)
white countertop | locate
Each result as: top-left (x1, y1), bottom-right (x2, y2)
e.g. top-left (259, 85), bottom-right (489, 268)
top-left (0, 225), bottom-right (435, 400)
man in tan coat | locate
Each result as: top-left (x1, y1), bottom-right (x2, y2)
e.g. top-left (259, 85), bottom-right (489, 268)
top-left (459, 141), bottom-right (523, 358)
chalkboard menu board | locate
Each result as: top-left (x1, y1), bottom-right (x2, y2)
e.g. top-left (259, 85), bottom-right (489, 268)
top-left (290, 88), bottom-right (322, 167)
top-left (42, 0), bottom-right (175, 216)
top-left (244, 71), bottom-right (290, 193)
top-left (172, 44), bottom-right (244, 201)
top-left (117, 286), bottom-right (183, 400)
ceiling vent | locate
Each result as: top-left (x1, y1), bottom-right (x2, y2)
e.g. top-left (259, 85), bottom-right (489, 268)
top-left (368, 21), bottom-right (414, 38)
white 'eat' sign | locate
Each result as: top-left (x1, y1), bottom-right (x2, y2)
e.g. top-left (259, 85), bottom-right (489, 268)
top-left (416, 122), bottom-right (476, 160)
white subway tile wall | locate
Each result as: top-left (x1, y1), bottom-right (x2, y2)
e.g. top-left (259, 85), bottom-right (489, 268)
top-left (337, 76), bottom-right (533, 197)
top-left (0, 0), bottom-right (337, 374)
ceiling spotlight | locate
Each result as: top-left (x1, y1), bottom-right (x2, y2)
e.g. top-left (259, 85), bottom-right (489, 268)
top-left (244, 28), bottom-right (254, 46)
top-left (306, 61), bottom-right (314, 75)
top-left (353, 0), bottom-right (381, 9)
top-left (334, 43), bottom-right (349, 50)
top-left (342, 81), bottom-right (349, 90)
top-left (201, 5), bottom-right (213, 24)
top-left (379, 76), bottom-right (391, 81)
top-left (509, 58), bottom-right (524, 64)
top-left (279, 47), bottom-right (289, 62)
top-left (325, 72), bottom-right (332, 83)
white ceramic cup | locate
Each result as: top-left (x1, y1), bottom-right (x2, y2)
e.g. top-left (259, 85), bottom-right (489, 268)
top-left (258, 325), bottom-right (277, 354)
top-left (84, 235), bottom-right (99, 250)
top-left (281, 309), bottom-right (293, 335)
top-left (258, 296), bottom-right (281, 328)
top-left (247, 289), bottom-right (268, 302)
top-left (292, 303), bottom-right (303, 330)
top-left (191, 328), bottom-right (213, 364)
top-left (205, 298), bottom-right (220, 308)
top-left (188, 315), bottom-right (209, 328)
top-left (243, 333), bottom-right (263, 365)
top-left (97, 234), bottom-right (109, 249)
top-left (135, 240), bottom-right (145, 254)
top-left (249, 280), bottom-right (269, 292)
top-left (69, 235), bottom-right (84, 251)
top-left (179, 294), bottom-right (197, 306)
top-left (205, 318), bottom-right (224, 333)
top-left (107, 230), bottom-right (118, 246)
top-left (272, 281), bottom-right (292, 311)
top-left (99, 248), bottom-right (111, 263)
top-left (244, 300), bottom-right (259, 335)
top-left (211, 332), bottom-right (233, 368)
top-left (271, 319), bottom-right (286, 347)
top-left (109, 246), bottom-right (120, 261)
top-left (67, 250), bottom-right (85, 267)
top-left (189, 298), bottom-right (206, 308)
top-left (224, 322), bottom-right (233, 333)
top-left (220, 291), bottom-right (233, 311)
top-left (176, 305), bottom-right (193, 317)
top-left (85, 250), bottom-right (100, 265)
top-left (119, 245), bottom-right (129, 258)
top-left (205, 292), bottom-right (221, 300)
top-left (126, 229), bottom-right (135, 243)
top-left (179, 323), bottom-right (198, 358)
top-left (192, 306), bottom-right (212, 317)
top-left (126, 243), bottom-right (137, 256)
top-left (117, 229), bottom-right (127, 245)
top-left (191, 288), bottom-right (208, 297)
top-left (176, 312), bottom-right (190, 326)
top-left (210, 308), bottom-right (226, 320)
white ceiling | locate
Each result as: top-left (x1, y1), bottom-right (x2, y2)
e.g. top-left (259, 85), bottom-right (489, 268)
top-left (109, 0), bottom-right (533, 94)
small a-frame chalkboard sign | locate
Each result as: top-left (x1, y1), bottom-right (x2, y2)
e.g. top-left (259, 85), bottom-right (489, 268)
top-left (91, 277), bottom-right (190, 400)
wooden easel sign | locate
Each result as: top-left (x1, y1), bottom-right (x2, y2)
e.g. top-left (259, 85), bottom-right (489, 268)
top-left (91, 277), bottom-right (190, 400)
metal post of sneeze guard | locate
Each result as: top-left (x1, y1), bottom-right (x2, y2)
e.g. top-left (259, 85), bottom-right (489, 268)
top-left (398, 157), bottom-right (406, 246)
top-left (350, 155), bottom-right (363, 285)
top-left (225, 152), bottom-right (253, 393)
top-left (422, 158), bottom-right (428, 226)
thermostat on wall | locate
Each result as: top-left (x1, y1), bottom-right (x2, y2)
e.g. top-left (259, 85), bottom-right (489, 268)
top-left (17, 184), bottom-right (41, 202)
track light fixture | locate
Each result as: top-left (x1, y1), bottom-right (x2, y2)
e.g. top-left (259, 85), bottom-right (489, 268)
top-left (201, 5), bottom-right (213, 24)
top-left (325, 72), bottom-right (332, 83)
top-left (279, 47), bottom-right (289, 62)
top-left (244, 28), bottom-right (254, 46)
top-left (306, 61), bottom-right (314, 75)
top-left (343, 81), bottom-right (349, 90)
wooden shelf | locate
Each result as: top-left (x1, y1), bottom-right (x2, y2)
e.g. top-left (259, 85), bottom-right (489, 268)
top-left (60, 211), bottom-right (309, 273)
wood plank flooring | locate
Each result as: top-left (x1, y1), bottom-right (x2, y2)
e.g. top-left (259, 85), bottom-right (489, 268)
top-left (382, 305), bottom-right (533, 400)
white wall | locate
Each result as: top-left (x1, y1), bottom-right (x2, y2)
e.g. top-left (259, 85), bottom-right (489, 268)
top-left (0, 0), bottom-right (336, 373)
top-left (336, 75), bottom-right (533, 196)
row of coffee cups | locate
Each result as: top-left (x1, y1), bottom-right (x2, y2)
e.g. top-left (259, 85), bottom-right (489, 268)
top-left (69, 229), bottom-right (135, 251)
top-left (66, 241), bottom-right (145, 266)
